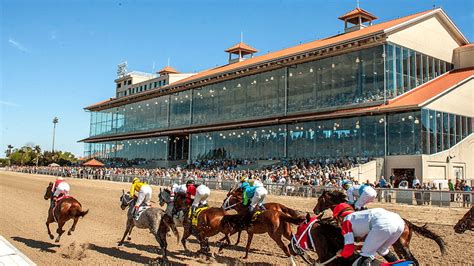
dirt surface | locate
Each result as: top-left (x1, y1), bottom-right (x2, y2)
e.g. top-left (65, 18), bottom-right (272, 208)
top-left (0, 171), bottom-right (472, 265)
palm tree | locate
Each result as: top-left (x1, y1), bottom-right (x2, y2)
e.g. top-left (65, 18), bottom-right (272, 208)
top-left (52, 117), bottom-right (59, 152)
top-left (6, 145), bottom-right (14, 157)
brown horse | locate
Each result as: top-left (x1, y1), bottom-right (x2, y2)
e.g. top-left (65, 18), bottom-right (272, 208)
top-left (44, 182), bottom-right (88, 242)
top-left (221, 187), bottom-right (305, 265)
top-left (454, 206), bottom-right (473, 233)
top-left (313, 190), bottom-right (446, 265)
top-left (172, 193), bottom-right (237, 258)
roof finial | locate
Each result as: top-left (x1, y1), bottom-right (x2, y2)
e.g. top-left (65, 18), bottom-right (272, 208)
top-left (240, 31), bottom-right (243, 43)
top-left (167, 57), bottom-right (170, 67)
top-left (357, 0), bottom-right (360, 8)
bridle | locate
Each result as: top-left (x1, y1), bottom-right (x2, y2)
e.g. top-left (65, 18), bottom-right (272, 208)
top-left (222, 188), bottom-right (243, 210)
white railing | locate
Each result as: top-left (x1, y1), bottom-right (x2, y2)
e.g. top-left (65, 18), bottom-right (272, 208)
top-left (7, 168), bottom-right (473, 208)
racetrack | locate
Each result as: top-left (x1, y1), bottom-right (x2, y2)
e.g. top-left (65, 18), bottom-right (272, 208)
top-left (0, 171), bottom-right (472, 265)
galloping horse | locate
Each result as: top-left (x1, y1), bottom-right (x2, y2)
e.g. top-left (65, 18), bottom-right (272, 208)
top-left (43, 182), bottom-right (88, 242)
top-left (221, 187), bottom-right (305, 265)
top-left (172, 192), bottom-right (237, 258)
top-left (158, 188), bottom-right (185, 227)
top-left (454, 206), bottom-right (473, 233)
top-left (119, 190), bottom-right (178, 261)
top-left (313, 190), bottom-right (446, 265)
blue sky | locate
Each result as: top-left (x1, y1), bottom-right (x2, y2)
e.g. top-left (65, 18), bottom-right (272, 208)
top-left (1, 0), bottom-right (473, 157)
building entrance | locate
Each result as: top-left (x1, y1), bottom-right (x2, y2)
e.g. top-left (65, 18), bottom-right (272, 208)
top-left (168, 135), bottom-right (189, 161)
top-left (392, 168), bottom-right (415, 188)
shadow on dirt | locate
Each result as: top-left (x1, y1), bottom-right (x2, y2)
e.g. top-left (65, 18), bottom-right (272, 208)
top-left (11, 236), bottom-right (59, 253)
top-left (89, 243), bottom-right (186, 265)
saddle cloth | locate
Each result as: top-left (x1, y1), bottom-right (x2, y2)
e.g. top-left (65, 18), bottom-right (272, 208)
top-left (189, 206), bottom-right (209, 226)
top-left (294, 216), bottom-right (318, 250)
top-left (251, 210), bottom-right (263, 222)
top-left (135, 205), bottom-right (150, 221)
top-left (381, 261), bottom-right (415, 266)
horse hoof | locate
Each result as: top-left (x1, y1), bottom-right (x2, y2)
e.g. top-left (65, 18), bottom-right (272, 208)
top-left (55, 239), bottom-right (60, 243)
top-left (67, 232), bottom-right (72, 236)
top-left (127, 237), bottom-right (131, 240)
top-left (49, 234), bottom-right (54, 240)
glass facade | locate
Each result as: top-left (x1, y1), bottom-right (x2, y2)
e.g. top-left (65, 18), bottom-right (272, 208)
top-left (385, 43), bottom-right (452, 99)
top-left (387, 111), bottom-right (422, 155)
top-left (88, 44), bottom-right (451, 138)
top-left (85, 137), bottom-right (168, 164)
top-left (420, 109), bottom-right (473, 154)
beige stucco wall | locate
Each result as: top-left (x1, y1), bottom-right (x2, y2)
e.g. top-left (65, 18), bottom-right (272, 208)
top-left (347, 160), bottom-right (377, 184)
top-left (387, 15), bottom-right (461, 62)
top-left (425, 78), bottom-right (474, 117)
top-left (422, 133), bottom-right (474, 182)
top-left (385, 134), bottom-right (474, 184)
top-left (453, 45), bottom-right (474, 69)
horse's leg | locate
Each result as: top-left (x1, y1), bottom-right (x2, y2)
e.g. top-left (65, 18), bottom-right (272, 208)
top-left (235, 230), bottom-right (242, 245)
top-left (283, 222), bottom-right (292, 241)
top-left (155, 229), bottom-right (168, 261)
top-left (217, 234), bottom-right (231, 253)
top-left (270, 233), bottom-right (296, 266)
top-left (393, 239), bottom-right (419, 265)
top-left (55, 220), bottom-right (66, 243)
top-left (127, 225), bottom-right (133, 240)
top-left (181, 222), bottom-right (192, 252)
top-left (46, 215), bottom-right (54, 240)
top-left (68, 217), bottom-right (79, 235)
top-left (118, 219), bottom-right (133, 246)
top-left (242, 232), bottom-right (254, 259)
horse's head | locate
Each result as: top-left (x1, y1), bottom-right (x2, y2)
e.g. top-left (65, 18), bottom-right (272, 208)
top-left (173, 192), bottom-right (188, 213)
top-left (222, 187), bottom-right (243, 210)
top-left (454, 207), bottom-right (473, 234)
top-left (120, 189), bottom-right (132, 210)
top-left (44, 182), bottom-right (53, 200)
top-left (158, 188), bottom-right (171, 207)
top-left (313, 190), bottom-right (347, 215)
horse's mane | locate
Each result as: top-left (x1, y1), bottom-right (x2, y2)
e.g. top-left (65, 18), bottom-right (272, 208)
top-left (327, 190), bottom-right (347, 203)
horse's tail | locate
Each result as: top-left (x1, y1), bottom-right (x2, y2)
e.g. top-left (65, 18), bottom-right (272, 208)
top-left (279, 204), bottom-right (301, 218)
top-left (404, 218), bottom-right (446, 256)
top-left (279, 212), bottom-right (306, 225)
top-left (77, 209), bottom-right (89, 218)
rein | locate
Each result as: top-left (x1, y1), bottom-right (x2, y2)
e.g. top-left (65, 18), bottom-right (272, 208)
top-left (315, 255), bottom-right (338, 265)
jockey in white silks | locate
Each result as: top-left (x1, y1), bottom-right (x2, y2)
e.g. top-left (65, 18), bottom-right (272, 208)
top-left (342, 180), bottom-right (377, 210)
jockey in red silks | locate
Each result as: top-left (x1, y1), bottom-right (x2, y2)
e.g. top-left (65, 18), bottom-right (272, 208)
top-left (185, 180), bottom-right (210, 217)
top-left (333, 203), bottom-right (404, 265)
top-left (52, 177), bottom-right (70, 199)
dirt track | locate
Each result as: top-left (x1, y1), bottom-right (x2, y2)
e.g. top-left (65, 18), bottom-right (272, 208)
top-left (0, 171), bottom-right (472, 265)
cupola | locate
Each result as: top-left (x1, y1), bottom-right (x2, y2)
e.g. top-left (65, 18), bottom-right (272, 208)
top-left (339, 8), bottom-right (377, 33)
top-left (225, 42), bottom-right (258, 64)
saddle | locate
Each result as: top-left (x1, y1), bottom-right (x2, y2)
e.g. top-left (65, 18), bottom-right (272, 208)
top-left (51, 195), bottom-right (72, 222)
top-left (189, 205), bottom-right (209, 226)
top-left (251, 210), bottom-right (263, 222)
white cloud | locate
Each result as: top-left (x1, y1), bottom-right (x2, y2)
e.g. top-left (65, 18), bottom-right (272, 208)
top-left (8, 38), bottom-right (29, 52)
top-left (0, 101), bottom-right (21, 107)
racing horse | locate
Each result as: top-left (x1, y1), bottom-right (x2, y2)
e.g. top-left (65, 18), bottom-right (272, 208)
top-left (43, 182), bottom-right (88, 242)
top-left (221, 187), bottom-right (306, 265)
top-left (172, 192), bottom-right (244, 259)
top-left (222, 186), bottom-right (302, 244)
top-left (313, 190), bottom-right (446, 265)
top-left (454, 206), bottom-right (473, 233)
top-left (119, 190), bottom-right (178, 261)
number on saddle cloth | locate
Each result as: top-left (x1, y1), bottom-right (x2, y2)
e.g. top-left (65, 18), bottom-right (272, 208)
top-left (189, 206), bottom-right (209, 226)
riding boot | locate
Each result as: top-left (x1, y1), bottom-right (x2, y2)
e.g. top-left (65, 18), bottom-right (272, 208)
top-left (190, 206), bottom-right (196, 219)
top-left (356, 255), bottom-right (374, 266)
top-left (383, 251), bottom-right (398, 262)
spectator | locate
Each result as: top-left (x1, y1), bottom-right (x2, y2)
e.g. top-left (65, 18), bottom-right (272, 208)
top-left (448, 179), bottom-right (455, 202)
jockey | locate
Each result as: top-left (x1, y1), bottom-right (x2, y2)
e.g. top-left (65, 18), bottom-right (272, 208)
top-left (52, 176), bottom-right (70, 200)
top-left (130, 177), bottom-right (152, 219)
top-left (243, 179), bottom-right (257, 210)
top-left (342, 180), bottom-right (377, 210)
top-left (186, 180), bottom-right (211, 217)
top-left (333, 203), bottom-right (402, 265)
top-left (246, 179), bottom-right (268, 212)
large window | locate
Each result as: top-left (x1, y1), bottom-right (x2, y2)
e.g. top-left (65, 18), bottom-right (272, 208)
top-left (385, 43), bottom-right (451, 99)
top-left (387, 111), bottom-right (421, 155)
top-left (288, 45), bottom-right (384, 113)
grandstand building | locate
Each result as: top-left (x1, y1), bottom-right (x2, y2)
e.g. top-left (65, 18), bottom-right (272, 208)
top-left (81, 7), bottom-right (474, 184)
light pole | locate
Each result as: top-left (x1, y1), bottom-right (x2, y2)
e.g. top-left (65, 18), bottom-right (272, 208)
top-left (52, 117), bottom-right (59, 152)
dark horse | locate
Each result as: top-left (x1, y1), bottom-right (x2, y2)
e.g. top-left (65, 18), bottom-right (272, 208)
top-left (221, 187), bottom-right (306, 265)
top-left (119, 190), bottom-right (178, 261)
top-left (313, 190), bottom-right (446, 265)
top-left (172, 192), bottom-right (238, 259)
top-left (454, 206), bottom-right (473, 233)
top-left (43, 182), bottom-right (88, 242)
